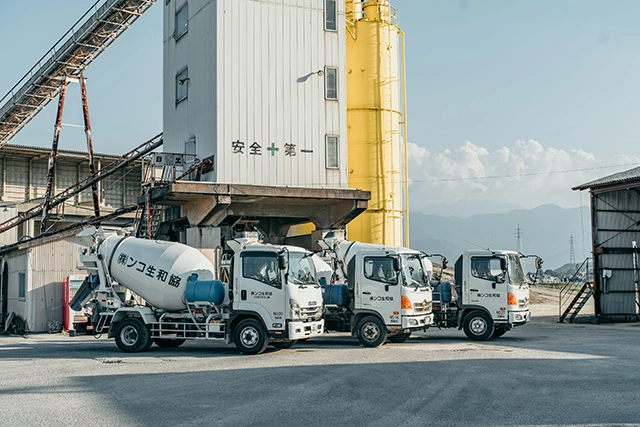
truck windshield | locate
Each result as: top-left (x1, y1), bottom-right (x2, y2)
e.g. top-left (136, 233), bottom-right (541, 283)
top-left (288, 252), bottom-right (317, 285)
top-left (508, 254), bottom-right (526, 286)
top-left (402, 254), bottom-right (430, 288)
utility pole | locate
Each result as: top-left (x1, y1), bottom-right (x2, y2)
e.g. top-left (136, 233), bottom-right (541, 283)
top-left (515, 224), bottom-right (523, 253)
top-left (569, 235), bottom-right (576, 266)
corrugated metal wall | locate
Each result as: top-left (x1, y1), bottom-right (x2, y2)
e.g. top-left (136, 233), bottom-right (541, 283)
top-left (0, 153), bottom-right (142, 208)
top-left (3, 249), bottom-right (30, 329)
top-left (102, 165), bottom-right (142, 207)
top-left (3, 236), bottom-right (83, 332)
top-left (4, 157), bottom-right (29, 201)
top-left (593, 189), bottom-right (640, 319)
top-left (163, 0), bottom-right (348, 188)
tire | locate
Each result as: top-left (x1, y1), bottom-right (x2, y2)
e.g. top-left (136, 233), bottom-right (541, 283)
top-left (388, 332), bottom-right (411, 343)
top-left (234, 319), bottom-right (269, 355)
top-left (491, 327), bottom-right (507, 338)
top-left (271, 340), bottom-right (297, 349)
top-left (115, 318), bottom-right (152, 353)
top-left (463, 310), bottom-right (493, 341)
top-left (153, 338), bottom-right (186, 348)
top-left (356, 315), bottom-right (388, 347)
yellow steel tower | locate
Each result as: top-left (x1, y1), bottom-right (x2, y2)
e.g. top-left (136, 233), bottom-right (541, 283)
top-left (345, 0), bottom-right (409, 246)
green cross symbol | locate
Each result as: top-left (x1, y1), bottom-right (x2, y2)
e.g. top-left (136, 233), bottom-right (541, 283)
top-left (267, 142), bottom-right (279, 156)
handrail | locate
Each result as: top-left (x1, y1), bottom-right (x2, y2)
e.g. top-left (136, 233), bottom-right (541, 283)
top-left (559, 257), bottom-right (593, 321)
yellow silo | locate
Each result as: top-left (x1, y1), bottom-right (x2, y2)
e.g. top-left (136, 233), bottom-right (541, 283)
top-left (346, 0), bottom-right (409, 246)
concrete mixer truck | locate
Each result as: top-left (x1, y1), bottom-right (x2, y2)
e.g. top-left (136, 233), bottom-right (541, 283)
top-left (71, 227), bottom-right (324, 354)
top-left (427, 250), bottom-right (540, 340)
top-left (316, 233), bottom-right (433, 347)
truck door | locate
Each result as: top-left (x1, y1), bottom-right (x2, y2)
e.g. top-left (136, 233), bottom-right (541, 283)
top-left (467, 256), bottom-right (508, 319)
top-left (235, 252), bottom-right (286, 331)
top-left (356, 254), bottom-right (402, 326)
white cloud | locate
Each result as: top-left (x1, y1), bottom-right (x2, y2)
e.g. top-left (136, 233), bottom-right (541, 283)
top-left (407, 139), bottom-right (640, 215)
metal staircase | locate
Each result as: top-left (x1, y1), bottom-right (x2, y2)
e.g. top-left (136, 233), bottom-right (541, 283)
top-left (0, 0), bottom-right (157, 147)
top-left (135, 192), bottom-right (164, 239)
top-left (559, 258), bottom-right (594, 323)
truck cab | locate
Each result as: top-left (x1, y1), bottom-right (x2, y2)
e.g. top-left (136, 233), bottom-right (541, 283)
top-left (320, 239), bottom-right (433, 347)
top-left (453, 250), bottom-right (531, 340)
top-left (230, 244), bottom-right (323, 347)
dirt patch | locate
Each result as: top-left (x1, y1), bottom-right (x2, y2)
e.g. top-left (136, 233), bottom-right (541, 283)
top-left (529, 285), bottom-right (559, 304)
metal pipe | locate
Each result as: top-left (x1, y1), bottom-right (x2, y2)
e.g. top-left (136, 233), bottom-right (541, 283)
top-left (633, 241), bottom-right (639, 314)
top-left (398, 29), bottom-right (409, 247)
top-left (41, 78), bottom-right (68, 233)
top-left (80, 76), bottom-right (100, 218)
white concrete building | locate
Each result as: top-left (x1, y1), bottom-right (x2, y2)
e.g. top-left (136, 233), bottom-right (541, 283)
top-left (162, 0), bottom-right (348, 188)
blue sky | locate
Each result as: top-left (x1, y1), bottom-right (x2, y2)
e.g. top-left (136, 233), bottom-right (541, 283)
top-left (1, 1), bottom-right (640, 215)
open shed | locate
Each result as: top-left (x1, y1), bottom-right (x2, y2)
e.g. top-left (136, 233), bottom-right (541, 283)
top-left (573, 166), bottom-right (640, 322)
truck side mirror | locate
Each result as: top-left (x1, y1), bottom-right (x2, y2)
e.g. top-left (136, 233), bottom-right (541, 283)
top-left (392, 257), bottom-right (401, 272)
top-left (441, 257), bottom-right (448, 270)
top-left (500, 258), bottom-right (507, 271)
top-left (278, 254), bottom-right (287, 270)
top-left (535, 257), bottom-right (543, 270)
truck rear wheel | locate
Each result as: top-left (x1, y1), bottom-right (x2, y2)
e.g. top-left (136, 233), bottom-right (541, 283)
top-left (356, 315), bottom-right (387, 347)
top-left (153, 338), bottom-right (186, 348)
top-left (463, 311), bottom-right (493, 341)
top-left (388, 332), bottom-right (411, 343)
top-left (115, 318), bottom-right (152, 353)
top-left (234, 319), bottom-right (269, 354)
top-left (271, 340), bottom-right (297, 349)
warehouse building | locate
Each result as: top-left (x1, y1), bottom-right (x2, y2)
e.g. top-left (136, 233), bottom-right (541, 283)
top-left (573, 166), bottom-right (640, 322)
top-left (0, 144), bottom-right (143, 332)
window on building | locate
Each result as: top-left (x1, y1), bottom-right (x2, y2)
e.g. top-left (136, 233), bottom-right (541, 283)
top-left (18, 273), bottom-right (25, 300)
top-left (326, 135), bottom-right (339, 169)
top-left (176, 68), bottom-right (189, 104)
top-left (175, 3), bottom-right (188, 40)
top-left (185, 136), bottom-right (196, 155)
top-left (325, 0), bottom-right (337, 31)
top-left (325, 67), bottom-right (338, 100)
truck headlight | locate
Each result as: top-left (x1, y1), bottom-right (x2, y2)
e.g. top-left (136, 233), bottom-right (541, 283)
top-left (290, 298), bottom-right (301, 320)
top-left (508, 292), bottom-right (518, 306)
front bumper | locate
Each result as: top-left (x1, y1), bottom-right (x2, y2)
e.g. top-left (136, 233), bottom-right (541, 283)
top-left (288, 319), bottom-right (324, 340)
top-left (402, 314), bottom-right (432, 329)
top-left (509, 310), bottom-right (531, 326)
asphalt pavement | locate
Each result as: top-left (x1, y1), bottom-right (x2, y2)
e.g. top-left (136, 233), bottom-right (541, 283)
top-left (0, 314), bottom-right (639, 427)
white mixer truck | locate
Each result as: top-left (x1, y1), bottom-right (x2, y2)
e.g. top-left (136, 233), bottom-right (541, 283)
top-left (428, 250), bottom-right (540, 340)
top-left (71, 227), bottom-right (324, 354)
top-left (316, 234), bottom-right (433, 347)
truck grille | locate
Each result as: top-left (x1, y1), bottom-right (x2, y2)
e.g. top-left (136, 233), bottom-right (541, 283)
top-left (301, 306), bottom-right (322, 321)
top-left (413, 300), bottom-right (432, 313)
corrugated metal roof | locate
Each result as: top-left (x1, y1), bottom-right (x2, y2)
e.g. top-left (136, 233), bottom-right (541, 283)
top-left (0, 143), bottom-right (140, 161)
top-left (572, 166), bottom-right (640, 191)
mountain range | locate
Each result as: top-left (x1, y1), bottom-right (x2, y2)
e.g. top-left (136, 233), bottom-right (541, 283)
top-left (408, 204), bottom-right (591, 270)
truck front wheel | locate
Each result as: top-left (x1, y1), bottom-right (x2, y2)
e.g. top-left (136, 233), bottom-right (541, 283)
top-left (115, 318), bottom-right (152, 353)
top-left (463, 311), bottom-right (493, 341)
top-left (356, 315), bottom-right (387, 347)
top-left (234, 319), bottom-right (269, 354)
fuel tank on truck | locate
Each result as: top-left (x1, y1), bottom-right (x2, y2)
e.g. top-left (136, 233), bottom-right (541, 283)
top-left (100, 236), bottom-right (216, 311)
